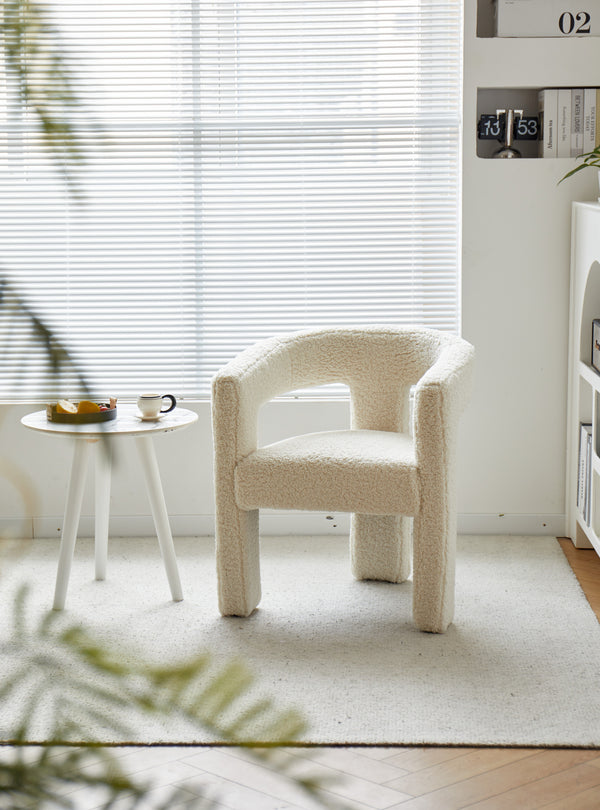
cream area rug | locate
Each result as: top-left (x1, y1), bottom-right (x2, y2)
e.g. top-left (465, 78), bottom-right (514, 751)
top-left (1, 534), bottom-right (599, 747)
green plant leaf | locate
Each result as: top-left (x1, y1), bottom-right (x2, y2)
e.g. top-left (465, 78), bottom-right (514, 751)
top-left (558, 144), bottom-right (600, 184)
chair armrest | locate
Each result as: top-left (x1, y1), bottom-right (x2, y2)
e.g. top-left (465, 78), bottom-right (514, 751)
top-left (413, 338), bottom-right (475, 469)
top-left (212, 335), bottom-right (294, 463)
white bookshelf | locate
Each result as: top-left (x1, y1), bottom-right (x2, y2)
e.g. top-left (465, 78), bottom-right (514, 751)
top-left (567, 202), bottom-right (600, 550)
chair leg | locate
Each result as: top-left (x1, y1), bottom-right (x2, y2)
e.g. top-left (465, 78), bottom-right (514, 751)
top-left (411, 510), bottom-right (456, 633)
top-left (350, 514), bottom-right (411, 583)
top-left (216, 507), bottom-right (261, 617)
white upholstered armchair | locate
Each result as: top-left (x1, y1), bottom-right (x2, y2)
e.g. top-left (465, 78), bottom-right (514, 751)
top-left (212, 327), bottom-right (474, 633)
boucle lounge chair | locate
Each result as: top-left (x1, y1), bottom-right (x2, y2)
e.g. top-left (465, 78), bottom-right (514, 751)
top-left (212, 327), bottom-right (474, 632)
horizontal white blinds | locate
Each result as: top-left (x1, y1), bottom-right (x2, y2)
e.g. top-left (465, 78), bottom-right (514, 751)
top-left (0, 0), bottom-right (462, 400)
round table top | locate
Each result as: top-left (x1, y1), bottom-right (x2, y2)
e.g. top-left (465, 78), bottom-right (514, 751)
top-left (21, 403), bottom-right (198, 438)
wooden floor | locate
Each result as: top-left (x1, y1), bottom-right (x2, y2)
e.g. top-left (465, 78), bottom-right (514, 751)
top-left (557, 537), bottom-right (600, 620)
top-left (19, 538), bottom-right (600, 810)
top-left (42, 743), bottom-right (600, 810)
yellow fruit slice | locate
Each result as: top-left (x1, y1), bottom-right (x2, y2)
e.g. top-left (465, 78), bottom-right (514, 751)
top-left (77, 400), bottom-right (101, 414)
top-left (56, 399), bottom-right (77, 415)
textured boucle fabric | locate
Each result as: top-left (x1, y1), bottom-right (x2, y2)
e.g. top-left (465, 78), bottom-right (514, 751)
top-left (212, 326), bottom-right (474, 632)
top-left (235, 429), bottom-right (419, 514)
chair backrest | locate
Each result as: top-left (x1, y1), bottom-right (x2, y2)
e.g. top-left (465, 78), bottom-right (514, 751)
top-left (276, 327), bottom-right (458, 432)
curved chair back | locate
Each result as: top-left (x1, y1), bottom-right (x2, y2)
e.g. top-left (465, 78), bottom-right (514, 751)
top-left (224, 326), bottom-right (459, 432)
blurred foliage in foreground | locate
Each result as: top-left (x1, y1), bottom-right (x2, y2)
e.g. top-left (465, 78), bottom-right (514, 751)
top-left (2, 0), bottom-right (95, 196)
top-left (0, 586), bottom-right (354, 809)
top-left (1, 2), bottom-right (353, 808)
top-left (0, 277), bottom-right (91, 399)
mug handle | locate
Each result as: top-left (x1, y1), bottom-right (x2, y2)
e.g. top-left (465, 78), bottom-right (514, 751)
top-left (160, 394), bottom-right (177, 413)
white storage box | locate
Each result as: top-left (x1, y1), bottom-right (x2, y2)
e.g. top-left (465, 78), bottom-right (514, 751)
top-left (495, 0), bottom-right (600, 37)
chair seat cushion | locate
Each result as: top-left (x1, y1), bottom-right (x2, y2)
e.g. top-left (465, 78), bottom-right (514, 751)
top-left (234, 429), bottom-right (420, 515)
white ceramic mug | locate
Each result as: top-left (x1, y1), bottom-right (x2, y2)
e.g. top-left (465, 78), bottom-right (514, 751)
top-left (137, 393), bottom-right (176, 419)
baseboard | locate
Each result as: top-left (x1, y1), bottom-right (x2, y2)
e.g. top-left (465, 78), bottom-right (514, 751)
top-left (458, 513), bottom-right (566, 536)
top-left (31, 515), bottom-right (215, 539)
top-left (30, 512), bottom-right (351, 538)
top-left (13, 511), bottom-right (568, 539)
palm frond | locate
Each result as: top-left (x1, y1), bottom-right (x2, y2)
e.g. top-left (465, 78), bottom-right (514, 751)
top-left (0, 586), bottom-right (360, 809)
top-left (2, 0), bottom-right (99, 197)
top-left (0, 4), bottom-right (344, 802)
top-left (0, 277), bottom-right (91, 398)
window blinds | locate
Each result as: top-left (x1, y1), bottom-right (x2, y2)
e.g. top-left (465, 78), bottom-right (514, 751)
top-left (0, 0), bottom-right (462, 400)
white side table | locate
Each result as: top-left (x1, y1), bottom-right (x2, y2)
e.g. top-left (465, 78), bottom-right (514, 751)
top-left (21, 404), bottom-right (199, 609)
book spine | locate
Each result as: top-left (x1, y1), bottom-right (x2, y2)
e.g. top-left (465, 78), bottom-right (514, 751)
top-left (578, 423), bottom-right (588, 509)
top-left (571, 88), bottom-right (584, 156)
top-left (583, 88), bottom-right (597, 153)
top-left (538, 89), bottom-right (558, 157)
top-left (558, 88), bottom-right (572, 158)
top-left (578, 424), bottom-right (593, 524)
top-left (586, 427), bottom-right (593, 525)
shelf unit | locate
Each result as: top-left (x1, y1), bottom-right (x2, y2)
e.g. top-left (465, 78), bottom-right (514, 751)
top-left (460, 1), bottom-right (599, 535)
top-left (471, 1), bottom-right (600, 159)
top-left (567, 202), bottom-right (600, 550)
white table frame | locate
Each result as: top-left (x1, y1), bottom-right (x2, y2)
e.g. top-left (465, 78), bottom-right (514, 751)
top-left (21, 405), bottom-right (198, 609)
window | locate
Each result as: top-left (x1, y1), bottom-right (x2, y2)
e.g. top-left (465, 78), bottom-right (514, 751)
top-left (0, 0), bottom-right (462, 399)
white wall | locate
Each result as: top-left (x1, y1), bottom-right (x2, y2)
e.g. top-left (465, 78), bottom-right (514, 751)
top-left (2, 1), bottom-right (598, 539)
top-left (461, 0), bottom-right (600, 536)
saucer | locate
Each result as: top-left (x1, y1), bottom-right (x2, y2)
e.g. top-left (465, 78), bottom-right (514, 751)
top-left (136, 413), bottom-right (164, 422)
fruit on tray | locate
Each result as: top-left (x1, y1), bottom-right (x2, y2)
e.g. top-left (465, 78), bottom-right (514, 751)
top-left (54, 399), bottom-right (115, 414)
top-left (56, 399), bottom-right (78, 415)
top-left (48, 398), bottom-right (117, 423)
top-left (77, 400), bottom-right (101, 414)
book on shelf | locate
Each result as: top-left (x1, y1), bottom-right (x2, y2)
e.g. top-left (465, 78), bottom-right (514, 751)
top-left (583, 87), bottom-right (598, 152)
top-left (558, 88), bottom-right (572, 157)
top-left (586, 426), bottom-right (592, 524)
top-left (578, 423), bottom-right (593, 525)
top-left (538, 89), bottom-right (558, 157)
top-left (571, 88), bottom-right (584, 156)
top-left (578, 423), bottom-right (586, 509)
top-left (538, 88), bottom-right (600, 157)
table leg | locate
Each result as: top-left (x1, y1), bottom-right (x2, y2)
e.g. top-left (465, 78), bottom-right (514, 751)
top-left (134, 435), bottom-right (183, 602)
top-left (53, 439), bottom-right (91, 610)
top-left (94, 439), bottom-right (112, 581)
